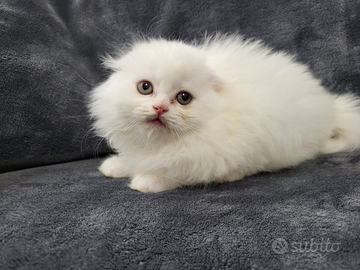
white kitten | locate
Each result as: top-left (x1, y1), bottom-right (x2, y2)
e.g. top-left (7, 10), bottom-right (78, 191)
top-left (89, 34), bottom-right (360, 193)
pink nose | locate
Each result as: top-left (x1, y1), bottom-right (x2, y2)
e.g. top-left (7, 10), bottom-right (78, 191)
top-left (153, 105), bottom-right (168, 115)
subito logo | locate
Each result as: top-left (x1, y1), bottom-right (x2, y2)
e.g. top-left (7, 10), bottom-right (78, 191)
top-left (272, 238), bottom-right (288, 254)
top-left (272, 238), bottom-right (341, 254)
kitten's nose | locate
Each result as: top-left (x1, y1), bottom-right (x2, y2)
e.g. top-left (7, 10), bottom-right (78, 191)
top-left (153, 105), bottom-right (168, 115)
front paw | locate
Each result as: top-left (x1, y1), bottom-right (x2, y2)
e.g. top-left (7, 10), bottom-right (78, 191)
top-left (129, 174), bottom-right (178, 193)
top-left (99, 156), bottom-right (129, 178)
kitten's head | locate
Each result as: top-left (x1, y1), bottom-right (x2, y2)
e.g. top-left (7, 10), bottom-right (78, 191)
top-left (90, 38), bottom-right (223, 146)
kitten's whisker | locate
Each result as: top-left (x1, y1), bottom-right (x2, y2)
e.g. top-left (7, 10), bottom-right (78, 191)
top-left (171, 126), bottom-right (182, 141)
top-left (141, 112), bottom-right (155, 117)
top-left (119, 117), bottom-right (140, 132)
top-left (60, 115), bottom-right (89, 119)
top-left (95, 26), bottom-right (123, 44)
top-left (145, 16), bottom-right (164, 36)
top-left (94, 137), bottom-right (107, 159)
top-left (75, 71), bottom-right (95, 87)
top-left (178, 112), bottom-right (195, 119)
top-left (81, 128), bottom-right (95, 152)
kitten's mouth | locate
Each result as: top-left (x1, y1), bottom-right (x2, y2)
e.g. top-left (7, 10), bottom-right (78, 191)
top-left (147, 116), bottom-right (166, 127)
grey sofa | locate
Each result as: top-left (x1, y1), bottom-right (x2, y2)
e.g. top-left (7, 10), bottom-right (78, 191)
top-left (1, 1), bottom-right (360, 269)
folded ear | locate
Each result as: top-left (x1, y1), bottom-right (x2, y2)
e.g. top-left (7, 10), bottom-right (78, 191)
top-left (209, 72), bottom-right (225, 92)
top-left (101, 54), bottom-right (122, 71)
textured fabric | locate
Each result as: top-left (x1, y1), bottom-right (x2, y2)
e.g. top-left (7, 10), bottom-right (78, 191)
top-left (0, 1), bottom-right (111, 172)
top-left (1, 155), bottom-right (360, 269)
top-left (1, 0), bottom-right (360, 269)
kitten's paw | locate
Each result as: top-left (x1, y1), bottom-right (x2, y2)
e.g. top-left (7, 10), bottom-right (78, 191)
top-left (99, 156), bottom-right (129, 178)
top-left (129, 174), bottom-right (178, 193)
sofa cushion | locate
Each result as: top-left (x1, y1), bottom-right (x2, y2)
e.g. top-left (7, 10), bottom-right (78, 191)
top-left (1, 0), bottom-right (360, 172)
top-left (1, 155), bottom-right (360, 269)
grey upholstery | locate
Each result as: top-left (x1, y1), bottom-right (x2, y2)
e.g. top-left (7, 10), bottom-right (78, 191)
top-left (1, 1), bottom-right (360, 269)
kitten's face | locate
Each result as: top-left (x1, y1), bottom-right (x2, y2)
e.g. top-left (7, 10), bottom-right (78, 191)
top-left (96, 40), bottom-right (222, 142)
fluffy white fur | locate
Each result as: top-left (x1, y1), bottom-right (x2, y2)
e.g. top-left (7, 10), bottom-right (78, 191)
top-left (89, 34), bottom-right (360, 193)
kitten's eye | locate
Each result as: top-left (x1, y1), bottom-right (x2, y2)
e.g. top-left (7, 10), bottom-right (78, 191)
top-left (176, 91), bottom-right (192, 105)
top-left (137, 81), bottom-right (153, 95)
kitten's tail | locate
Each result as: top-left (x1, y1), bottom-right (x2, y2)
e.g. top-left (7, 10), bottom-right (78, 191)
top-left (320, 94), bottom-right (360, 154)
